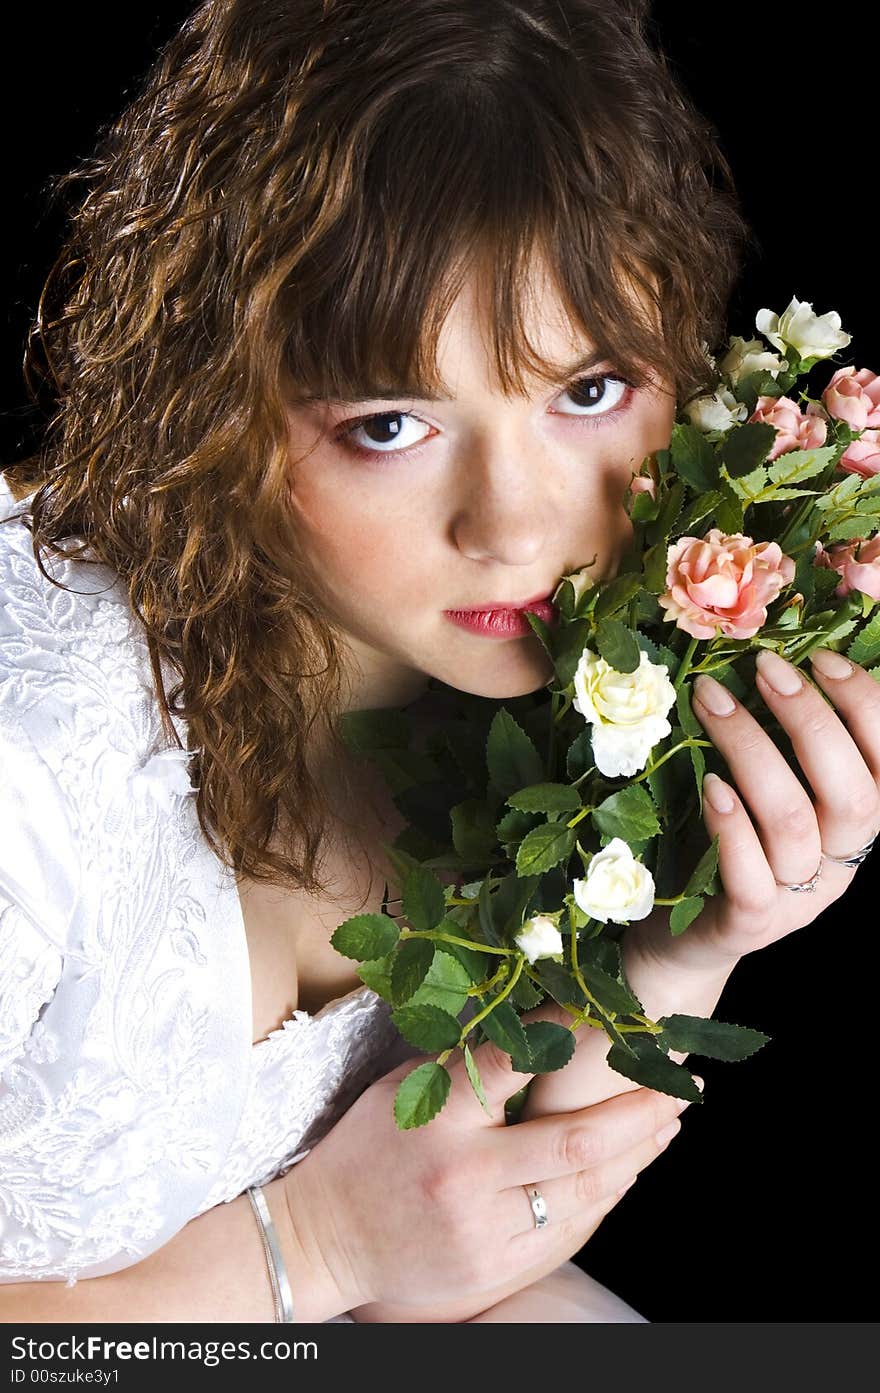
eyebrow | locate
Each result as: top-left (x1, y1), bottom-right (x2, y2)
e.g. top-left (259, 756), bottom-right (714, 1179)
top-left (292, 349), bottom-right (612, 405)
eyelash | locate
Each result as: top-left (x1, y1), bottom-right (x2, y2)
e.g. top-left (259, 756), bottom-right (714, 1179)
top-left (332, 373), bottom-right (638, 461)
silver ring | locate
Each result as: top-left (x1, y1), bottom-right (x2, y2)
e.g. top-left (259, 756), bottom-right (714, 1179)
top-left (524, 1185), bottom-right (549, 1229)
top-left (821, 831), bottom-right (878, 869)
top-left (775, 858), bottom-right (823, 893)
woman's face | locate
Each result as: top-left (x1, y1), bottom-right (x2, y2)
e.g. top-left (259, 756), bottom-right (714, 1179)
top-left (285, 261), bottom-right (676, 711)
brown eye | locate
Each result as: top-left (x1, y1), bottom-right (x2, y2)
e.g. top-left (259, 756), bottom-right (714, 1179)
top-left (553, 374), bottom-right (634, 420)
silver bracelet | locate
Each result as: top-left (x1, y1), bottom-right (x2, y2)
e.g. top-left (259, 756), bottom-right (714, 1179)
top-left (246, 1184), bottom-right (296, 1322)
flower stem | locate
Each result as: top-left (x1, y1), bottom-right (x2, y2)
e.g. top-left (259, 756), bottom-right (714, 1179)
top-left (443, 953), bottom-right (527, 1060)
top-left (673, 637), bottom-right (699, 691)
top-left (403, 928), bottom-right (512, 957)
top-left (630, 737), bottom-right (712, 784)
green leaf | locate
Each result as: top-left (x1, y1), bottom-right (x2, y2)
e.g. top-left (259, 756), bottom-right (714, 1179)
top-left (683, 834), bottom-right (720, 897)
top-left (533, 958), bottom-right (587, 1011)
top-left (566, 728), bottom-right (594, 781)
top-left (606, 1034), bottom-right (704, 1103)
top-left (486, 708), bottom-right (546, 796)
top-left (656, 1013), bottom-right (770, 1061)
top-left (522, 608), bottom-right (556, 660)
top-left (331, 912), bottom-right (400, 961)
top-left (670, 422), bottom-right (719, 492)
top-left (507, 782), bottom-right (583, 814)
top-left (516, 821), bottom-right (578, 876)
top-left (714, 480), bottom-right (745, 533)
top-left (402, 866), bottom-right (447, 931)
top-left (450, 798), bottom-right (499, 862)
top-left (522, 1020), bottom-right (577, 1073)
top-left (766, 444), bottom-right (837, 486)
top-left (646, 480), bottom-right (686, 546)
top-left (676, 682), bottom-right (703, 738)
top-left (643, 541), bottom-right (669, 595)
top-left (595, 618), bottom-right (641, 673)
top-left (593, 784), bottom-right (661, 842)
top-left (463, 1043), bottom-right (493, 1116)
top-left (478, 997), bottom-right (532, 1072)
top-left (509, 972), bottom-right (546, 1009)
top-left (718, 421), bottom-right (777, 478)
top-left (634, 632), bottom-right (678, 672)
top-left (552, 616), bottom-right (594, 688)
top-left (847, 609), bottom-right (880, 668)
top-left (394, 1062), bottom-right (452, 1129)
top-left (579, 962), bottom-right (643, 1016)
top-left (390, 938), bottom-right (436, 1005)
top-left (409, 942), bottom-right (477, 1014)
top-left (489, 870), bottom-right (541, 941)
top-left (630, 488), bottom-right (660, 522)
top-left (391, 1003), bottom-right (462, 1051)
top-left (725, 463), bottom-right (768, 501)
top-left (593, 572), bottom-right (643, 620)
top-left (678, 490), bottom-right (724, 532)
top-left (670, 896), bottom-right (705, 935)
top-left (497, 806), bottom-right (542, 847)
top-left (689, 742), bottom-right (706, 813)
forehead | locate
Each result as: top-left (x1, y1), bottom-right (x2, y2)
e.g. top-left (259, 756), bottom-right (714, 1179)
top-left (431, 258), bottom-right (604, 392)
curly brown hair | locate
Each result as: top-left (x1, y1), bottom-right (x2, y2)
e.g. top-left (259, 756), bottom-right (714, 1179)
top-left (1, 0), bottom-right (751, 898)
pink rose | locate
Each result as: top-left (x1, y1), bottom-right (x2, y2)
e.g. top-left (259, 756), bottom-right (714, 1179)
top-left (629, 474), bottom-right (657, 502)
top-left (838, 427), bottom-right (880, 479)
top-left (748, 394), bottom-right (828, 460)
top-left (822, 366), bottom-right (880, 430)
top-left (659, 528), bottom-right (797, 640)
top-left (814, 536), bottom-right (880, 601)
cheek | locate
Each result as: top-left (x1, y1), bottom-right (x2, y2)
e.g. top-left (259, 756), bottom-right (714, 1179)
top-left (289, 475), bottom-right (412, 603)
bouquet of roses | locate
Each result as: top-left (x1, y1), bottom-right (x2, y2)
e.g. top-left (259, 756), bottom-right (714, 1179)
top-left (331, 296), bottom-right (880, 1129)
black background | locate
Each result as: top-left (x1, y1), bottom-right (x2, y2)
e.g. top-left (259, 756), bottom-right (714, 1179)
top-left (2, 2), bottom-right (877, 1322)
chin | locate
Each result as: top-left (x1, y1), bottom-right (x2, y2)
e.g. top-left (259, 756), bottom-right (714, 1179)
top-left (434, 648), bottom-right (556, 701)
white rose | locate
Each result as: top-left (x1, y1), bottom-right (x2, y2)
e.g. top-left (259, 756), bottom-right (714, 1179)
top-left (572, 648), bottom-right (676, 778)
top-left (682, 386), bottom-right (750, 434)
top-left (755, 296), bottom-right (851, 363)
top-left (719, 335), bottom-right (788, 386)
top-left (573, 837), bottom-right (656, 925)
top-left (556, 563), bottom-right (596, 607)
top-left (514, 914), bottom-right (565, 964)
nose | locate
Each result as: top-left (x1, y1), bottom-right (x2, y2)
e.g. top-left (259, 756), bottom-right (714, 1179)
top-left (449, 433), bottom-right (555, 567)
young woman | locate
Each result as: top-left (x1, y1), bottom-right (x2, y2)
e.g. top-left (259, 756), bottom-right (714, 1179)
top-left (1, 0), bottom-right (877, 1323)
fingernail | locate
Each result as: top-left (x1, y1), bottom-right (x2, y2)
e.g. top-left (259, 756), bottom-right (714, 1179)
top-left (755, 649), bottom-right (802, 696)
top-left (810, 647), bottom-right (854, 680)
top-left (655, 1119), bottom-right (682, 1147)
top-left (703, 772), bottom-right (735, 813)
top-left (693, 674), bottom-right (736, 716)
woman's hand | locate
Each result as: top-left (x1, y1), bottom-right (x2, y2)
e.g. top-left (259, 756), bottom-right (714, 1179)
top-left (626, 646), bottom-right (880, 980)
top-left (286, 1021), bottom-right (694, 1324)
top-left (522, 645), bottom-right (880, 1123)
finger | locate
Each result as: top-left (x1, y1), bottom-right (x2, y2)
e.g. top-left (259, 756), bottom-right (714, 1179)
top-left (451, 997), bottom-right (592, 1123)
top-left (753, 649), bottom-right (880, 863)
top-left (505, 1108), bottom-right (687, 1247)
top-left (692, 671), bottom-right (822, 885)
top-left (807, 647), bottom-right (880, 835)
top-left (700, 771), bottom-right (779, 916)
top-left (495, 1084), bottom-right (696, 1191)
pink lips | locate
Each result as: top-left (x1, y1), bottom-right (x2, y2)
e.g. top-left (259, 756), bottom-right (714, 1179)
top-left (444, 593), bottom-right (558, 639)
